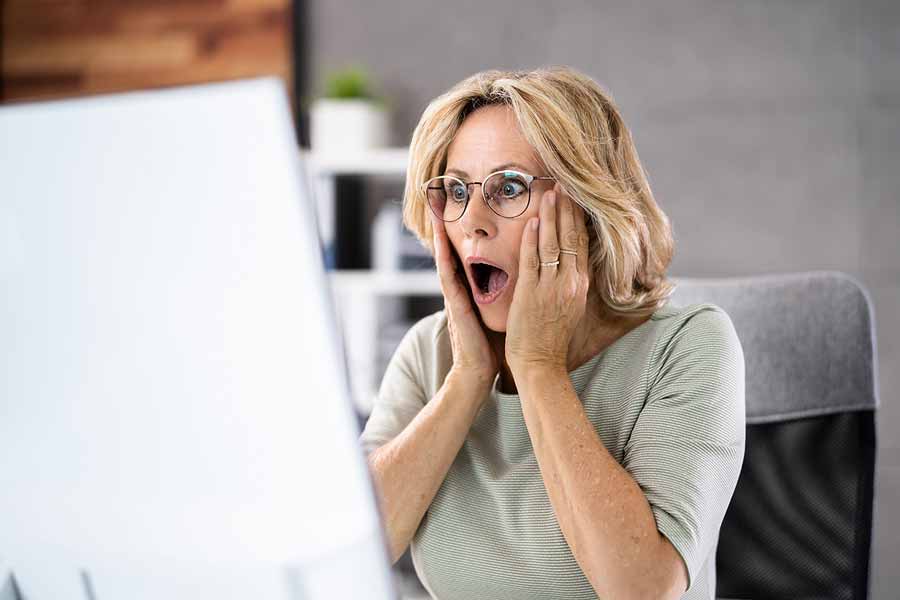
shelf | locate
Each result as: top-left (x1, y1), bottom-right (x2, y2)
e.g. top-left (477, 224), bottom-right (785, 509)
top-left (302, 147), bottom-right (409, 176)
top-left (329, 269), bottom-right (441, 296)
top-left (302, 148), bottom-right (424, 417)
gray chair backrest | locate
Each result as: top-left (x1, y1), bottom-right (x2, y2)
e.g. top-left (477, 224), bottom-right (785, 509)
top-left (670, 271), bottom-right (879, 600)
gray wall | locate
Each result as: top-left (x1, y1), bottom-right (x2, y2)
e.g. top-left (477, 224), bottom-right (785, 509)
top-left (309, 1), bottom-right (899, 596)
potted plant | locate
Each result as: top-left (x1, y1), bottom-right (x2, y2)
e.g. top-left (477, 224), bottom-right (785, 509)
top-left (309, 65), bottom-right (389, 154)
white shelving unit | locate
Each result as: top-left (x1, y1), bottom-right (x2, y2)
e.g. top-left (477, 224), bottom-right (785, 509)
top-left (329, 270), bottom-right (440, 296)
top-left (302, 147), bottom-right (441, 416)
top-left (304, 147), bottom-right (410, 176)
top-left (301, 147), bottom-right (411, 266)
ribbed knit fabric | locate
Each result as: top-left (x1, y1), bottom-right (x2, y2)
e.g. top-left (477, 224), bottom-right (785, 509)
top-left (360, 302), bottom-right (746, 599)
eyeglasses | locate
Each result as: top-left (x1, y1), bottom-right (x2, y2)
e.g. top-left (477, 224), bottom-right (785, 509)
top-left (422, 170), bottom-right (555, 222)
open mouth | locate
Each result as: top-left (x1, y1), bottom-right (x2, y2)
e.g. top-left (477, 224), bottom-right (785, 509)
top-left (468, 260), bottom-right (510, 304)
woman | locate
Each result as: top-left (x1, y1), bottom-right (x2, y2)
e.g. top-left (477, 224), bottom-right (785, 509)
top-left (359, 66), bottom-right (745, 600)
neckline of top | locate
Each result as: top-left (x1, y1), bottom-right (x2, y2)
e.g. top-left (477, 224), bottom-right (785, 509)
top-left (491, 302), bottom-right (677, 399)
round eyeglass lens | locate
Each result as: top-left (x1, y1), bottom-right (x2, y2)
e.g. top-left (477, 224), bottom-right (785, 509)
top-left (425, 176), bottom-right (467, 221)
top-left (484, 171), bottom-right (530, 217)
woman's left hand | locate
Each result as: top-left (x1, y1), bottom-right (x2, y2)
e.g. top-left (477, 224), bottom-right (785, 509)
top-left (506, 184), bottom-right (591, 377)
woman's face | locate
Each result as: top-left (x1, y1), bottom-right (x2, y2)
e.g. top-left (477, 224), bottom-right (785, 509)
top-left (443, 105), bottom-right (554, 332)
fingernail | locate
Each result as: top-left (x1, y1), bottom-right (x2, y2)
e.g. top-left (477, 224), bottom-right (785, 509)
top-left (531, 218), bottom-right (539, 231)
top-left (549, 192), bottom-right (556, 206)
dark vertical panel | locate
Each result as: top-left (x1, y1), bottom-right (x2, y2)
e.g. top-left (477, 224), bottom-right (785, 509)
top-left (292, 0), bottom-right (309, 146)
top-left (335, 176), bottom-right (369, 269)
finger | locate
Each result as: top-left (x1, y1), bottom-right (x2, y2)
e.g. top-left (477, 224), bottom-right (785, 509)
top-left (538, 189), bottom-right (560, 279)
top-left (430, 212), bottom-right (464, 301)
top-left (518, 216), bottom-right (540, 285)
top-left (574, 200), bottom-right (590, 276)
top-left (430, 212), bottom-right (451, 281)
top-left (557, 184), bottom-right (579, 275)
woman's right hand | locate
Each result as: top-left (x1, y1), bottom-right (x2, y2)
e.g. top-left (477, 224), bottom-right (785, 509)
top-left (430, 212), bottom-right (498, 386)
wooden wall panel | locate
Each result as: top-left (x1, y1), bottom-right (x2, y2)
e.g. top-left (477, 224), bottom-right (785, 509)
top-left (0, 0), bottom-right (292, 103)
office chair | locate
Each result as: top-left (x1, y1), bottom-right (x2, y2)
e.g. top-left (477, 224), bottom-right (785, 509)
top-left (670, 271), bottom-right (878, 600)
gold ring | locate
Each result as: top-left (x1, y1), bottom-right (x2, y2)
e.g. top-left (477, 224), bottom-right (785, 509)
top-left (560, 249), bottom-right (578, 256)
top-left (540, 260), bottom-right (560, 268)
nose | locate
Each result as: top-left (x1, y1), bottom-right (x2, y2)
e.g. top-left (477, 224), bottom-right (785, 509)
top-left (458, 184), bottom-right (497, 239)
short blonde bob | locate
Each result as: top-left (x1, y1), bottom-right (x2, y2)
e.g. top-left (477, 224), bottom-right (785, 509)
top-left (403, 66), bottom-right (676, 318)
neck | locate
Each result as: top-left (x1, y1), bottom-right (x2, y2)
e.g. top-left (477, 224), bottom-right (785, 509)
top-left (490, 289), bottom-right (649, 394)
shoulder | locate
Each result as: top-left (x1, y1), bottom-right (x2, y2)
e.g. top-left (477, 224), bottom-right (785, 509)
top-left (646, 301), bottom-right (745, 395)
top-left (645, 302), bottom-right (744, 382)
top-left (387, 309), bottom-right (452, 399)
top-left (399, 309), bottom-right (448, 353)
top-left (630, 303), bottom-right (747, 450)
top-left (651, 302), bottom-right (740, 351)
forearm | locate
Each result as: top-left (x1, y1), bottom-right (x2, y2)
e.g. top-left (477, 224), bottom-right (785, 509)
top-left (367, 370), bottom-right (491, 564)
top-left (518, 367), bottom-right (684, 599)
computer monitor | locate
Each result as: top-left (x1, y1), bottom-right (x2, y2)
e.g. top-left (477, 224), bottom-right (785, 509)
top-left (0, 78), bottom-right (395, 600)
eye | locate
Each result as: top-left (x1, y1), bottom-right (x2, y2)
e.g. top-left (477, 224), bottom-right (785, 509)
top-left (497, 174), bottom-right (527, 199)
top-left (445, 181), bottom-right (467, 203)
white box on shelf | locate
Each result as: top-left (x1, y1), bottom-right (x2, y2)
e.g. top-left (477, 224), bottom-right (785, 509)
top-left (372, 202), bottom-right (403, 272)
top-left (309, 99), bottom-right (389, 155)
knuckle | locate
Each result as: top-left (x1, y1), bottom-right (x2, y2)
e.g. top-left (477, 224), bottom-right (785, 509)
top-left (542, 240), bottom-right (559, 255)
top-left (578, 233), bottom-right (590, 249)
top-left (564, 231), bottom-right (579, 248)
top-left (525, 254), bottom-right (541, 271)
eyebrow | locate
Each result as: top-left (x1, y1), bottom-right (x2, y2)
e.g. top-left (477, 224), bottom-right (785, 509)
top-left (444, 162), bottom-right (532, 178)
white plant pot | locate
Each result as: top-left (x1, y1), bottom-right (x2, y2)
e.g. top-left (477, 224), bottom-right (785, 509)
top-left (310, 98), bottom-right (388, 154)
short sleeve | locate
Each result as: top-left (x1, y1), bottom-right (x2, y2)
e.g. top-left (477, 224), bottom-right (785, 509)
top-left (622, 306), bottom-right (746, 592)
top-left (358, 319), bottom-right (430, 459)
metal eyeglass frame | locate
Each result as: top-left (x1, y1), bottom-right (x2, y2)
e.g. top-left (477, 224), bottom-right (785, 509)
top-left (422, 170), bottom-right (556, 222)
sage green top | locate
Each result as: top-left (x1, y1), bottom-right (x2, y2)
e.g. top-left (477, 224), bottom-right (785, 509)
top-left (360, 302), bottom-right (746, 599)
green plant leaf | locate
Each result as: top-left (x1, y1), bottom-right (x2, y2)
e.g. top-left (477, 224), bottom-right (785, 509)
top-left (323, 65), bottom-right (375, 100)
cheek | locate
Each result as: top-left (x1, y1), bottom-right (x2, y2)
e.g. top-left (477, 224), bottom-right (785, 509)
top-left (505, 219), bottom-right (532, 263)
top-left (512, 202), bottom-right (541, 249)
top-left (445, 225), bottom-right (464, 258)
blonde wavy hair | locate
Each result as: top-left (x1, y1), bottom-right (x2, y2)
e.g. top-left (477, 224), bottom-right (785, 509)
top-left (403, 66), bottom-right (676, 318)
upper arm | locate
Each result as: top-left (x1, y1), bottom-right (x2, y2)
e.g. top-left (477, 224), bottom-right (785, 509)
top-left (659, 534), bottom-right (689, 598)
top-left (623, 306), bottom-right (746, 593)
top-left (358, 319), bottom-right (430, 458)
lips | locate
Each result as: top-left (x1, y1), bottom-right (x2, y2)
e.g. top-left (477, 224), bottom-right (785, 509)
top-left (465, 256), bottom-right (511, 305)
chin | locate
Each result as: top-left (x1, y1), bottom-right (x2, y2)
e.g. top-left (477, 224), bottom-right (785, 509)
top-left (478, 305), bottom-right (509, 333)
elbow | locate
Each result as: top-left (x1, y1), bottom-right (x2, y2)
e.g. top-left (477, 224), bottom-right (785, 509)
top-left (388, 540), bottom-right (409, 566)
top-left (604, 578), bottom-right (685, 600)
top-left (658, 536), bottom-right (689, 599)
top-left (643, 536), bottom-right (689, 600)
top-left (589, 537), bottom-right (688, 600)
top-left (615, 577), bottom-right (684, 600)
top-left (378, 505), bottom-right (413, 566)
top-left (655, 581), bottom-right (687, 600)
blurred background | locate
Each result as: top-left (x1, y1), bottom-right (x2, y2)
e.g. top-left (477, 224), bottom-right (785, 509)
top-left (2, 1), bottom-right (897, 598)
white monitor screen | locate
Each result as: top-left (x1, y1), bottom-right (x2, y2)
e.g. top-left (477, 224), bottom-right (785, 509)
top-left (0, 78), bottom-right (394, 600)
